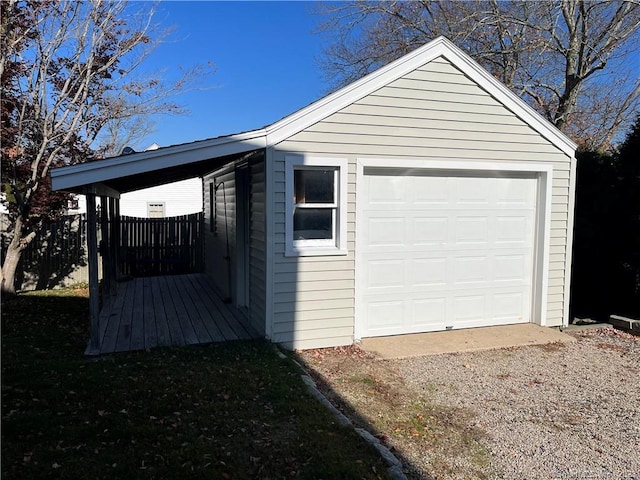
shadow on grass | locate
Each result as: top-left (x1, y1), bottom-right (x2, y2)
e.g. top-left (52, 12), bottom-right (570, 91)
top-left (1, 291), bottom-right (393, 479)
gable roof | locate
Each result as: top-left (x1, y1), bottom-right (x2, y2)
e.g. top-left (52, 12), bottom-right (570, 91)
top-left (52, 36), bottom-right (577, 194)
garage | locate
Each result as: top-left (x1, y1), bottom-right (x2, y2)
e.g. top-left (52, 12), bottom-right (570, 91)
top-left (356, 165), bottom-right (543, 338)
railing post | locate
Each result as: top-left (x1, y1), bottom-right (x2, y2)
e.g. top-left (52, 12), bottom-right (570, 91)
top-left (86, 193), bottom-right (100, 354)
top-left (108, 197), bottom-right (118, 294)
top-left (100, 195), bottom-right (110, 302)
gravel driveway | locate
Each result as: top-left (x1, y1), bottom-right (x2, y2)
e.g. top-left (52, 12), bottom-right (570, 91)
top-left (395, 328), bottom-right (640, 479)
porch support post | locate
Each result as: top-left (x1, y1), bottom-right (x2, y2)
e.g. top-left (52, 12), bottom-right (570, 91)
top-left (86, 192), bottom-right (100, 354)
top-left (108, 197), bottom-right (118, 293)
top-left (100, 195), bottom-right (110, 302)
top-left (113, 197), bottom-right (121, 280)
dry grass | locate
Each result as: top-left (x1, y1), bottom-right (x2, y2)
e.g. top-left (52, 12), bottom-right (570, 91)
top-left (2, 289), bottom-right (392, 480)
top-left (296, 346), bottom-right (495, 479)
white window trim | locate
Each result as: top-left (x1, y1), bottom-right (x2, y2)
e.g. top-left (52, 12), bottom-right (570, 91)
top-left (285, 156), bottom-right (348, 256)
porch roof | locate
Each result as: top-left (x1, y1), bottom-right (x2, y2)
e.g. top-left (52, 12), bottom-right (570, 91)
top-left (51, 131), bottom-right (267, 195)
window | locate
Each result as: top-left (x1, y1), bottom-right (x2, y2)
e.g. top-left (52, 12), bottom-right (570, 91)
top-left (285, 156), bottom-right (347, 256)
top-left (147, 202), bottom-right (165, 218)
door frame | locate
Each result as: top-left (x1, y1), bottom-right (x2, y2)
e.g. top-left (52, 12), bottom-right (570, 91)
top-left (354, 157), bottom-right (553, 340)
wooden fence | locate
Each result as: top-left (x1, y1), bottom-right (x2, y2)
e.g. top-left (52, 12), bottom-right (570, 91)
top-left (1, 214), bottom-right (88, 291)
top-left (1, 212), bottom-right (204, 290)
top-left (115, 213), bottom-right (204, 277)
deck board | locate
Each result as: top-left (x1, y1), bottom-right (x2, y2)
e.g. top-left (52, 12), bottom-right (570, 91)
top-left (158, 276), bottom-right (185, 346)
top-left (115, 280), bottom-right (136, 352)
top-left (185, 275), bottom-right (226, 342)
top-left (99, 289), bottom-right (125, 354)
top-left (150, 277), bottom-right (171, 347)
top-left (165, 276), bottom-right (200, 345)
top-left (130, 278), bottom-right (146, 351)
top-left (91, 274), bottom-right (257, 355)
top-left (172, 274), bottom-right (213, 344)
top-left (190, 274), bottom-right (253, 340)
top-left (142, 277), bottom-right (158, 349)
top-left (188, 274), bottom-right (244, 340)
top-left (177, 275), bottom-right (224, 342)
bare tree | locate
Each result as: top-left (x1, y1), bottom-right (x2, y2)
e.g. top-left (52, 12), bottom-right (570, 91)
top-left (95, 115), bottom-right (157, 158)
top-left (0, 0), bottom-right (212, 294)
top-left (315, 0), bottom-right (640, 149)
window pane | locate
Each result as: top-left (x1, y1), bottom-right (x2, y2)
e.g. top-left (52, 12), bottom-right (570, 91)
top-left (294, 169), bottom-right (334, 204)
top-left (293, 208), bottom-right (333, 240)
top-left (148, 203), bottom-right (165, 218)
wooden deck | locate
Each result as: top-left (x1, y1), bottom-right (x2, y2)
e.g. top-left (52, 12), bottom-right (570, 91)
top-left (89, 273), bottom-right (258, 355)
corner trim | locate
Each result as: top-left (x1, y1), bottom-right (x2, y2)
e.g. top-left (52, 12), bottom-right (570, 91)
top-left (563, 156), bottom-right (578, 327)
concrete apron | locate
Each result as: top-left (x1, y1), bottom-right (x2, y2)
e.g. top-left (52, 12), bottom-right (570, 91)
top-left (359, 323), bottom-right (576, 359)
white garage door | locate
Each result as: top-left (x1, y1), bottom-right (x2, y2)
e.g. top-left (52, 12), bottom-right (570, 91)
top-left (358, 169), bottom-right (538, 337)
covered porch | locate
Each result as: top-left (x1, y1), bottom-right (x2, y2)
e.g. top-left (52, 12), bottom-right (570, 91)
top-left (93, 273), bottom-right (258, 355)
top-left (51, 135), bottom-right (268, 355)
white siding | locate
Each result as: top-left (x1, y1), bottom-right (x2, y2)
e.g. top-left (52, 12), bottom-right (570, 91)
top-left (119, 178), bottom-right (203, 218)
top-left (269, 56), bottom-right (573, 349)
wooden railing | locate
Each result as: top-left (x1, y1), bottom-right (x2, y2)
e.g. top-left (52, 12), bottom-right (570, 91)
top-left (114, 213), bottom-right (204, 277)
top-left (1, 212), bottom-right (204, 289)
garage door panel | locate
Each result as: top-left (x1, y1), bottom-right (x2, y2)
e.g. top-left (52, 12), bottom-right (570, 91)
top-left (454, 256), bottom-right (488, 284)
top-left (455, 217), bottom-right (489, 245)
top-left (413, 217), bottom-right (448, 245)
top-left (359, 172), bottom-right (537, 337)
top-left (456, 177), bottom-right (491, 204)
top-left (492, 292), bottom-right (528, 322)
top-left (366, 259), bottom-right (404, 289)
top-left (494, 254), bottom-right (528, 282)
top-left (367, 176), bottom-right (407, 204)
top-left (411, 298), bottom-right (447, 330)
top-left (495, 215), bottom-right (534, 244)
top-left (453, 295), bottom-right (486, 325)
top-left (411, 258), bottom-right (448, 287)
top-left (366, 217), bottom-right (406, 247)
top-left (414, 176), bottom-right (450, 204)
top-left (496, 177), bottom-right (537, 205)
top-left (367, 300), bottom-right (404, 332)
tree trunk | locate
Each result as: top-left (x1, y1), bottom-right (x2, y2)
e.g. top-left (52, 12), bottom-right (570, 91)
top-left (1, 216), bottom-right (35, 294)
top-left (555, 77), bottom-right (581, 134)
top-left (1, 242), bottom-right (22, 294)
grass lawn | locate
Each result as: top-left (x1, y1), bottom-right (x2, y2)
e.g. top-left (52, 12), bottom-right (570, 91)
top-left (1, 288), bottom-right (391, 479)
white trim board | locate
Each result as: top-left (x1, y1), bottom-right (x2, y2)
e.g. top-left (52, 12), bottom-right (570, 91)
top-left (354, 157), bottom-right (554, 340)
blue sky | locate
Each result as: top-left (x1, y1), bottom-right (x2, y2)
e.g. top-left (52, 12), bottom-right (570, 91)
top-left (136, 1), bottom-right (326, 149)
